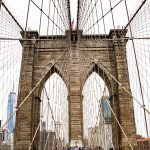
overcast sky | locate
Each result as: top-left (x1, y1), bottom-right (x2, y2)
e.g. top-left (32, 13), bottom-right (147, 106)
top-left (3, 0), bottom-right (141, 34)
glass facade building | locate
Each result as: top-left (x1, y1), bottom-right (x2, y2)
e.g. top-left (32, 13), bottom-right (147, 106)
top-left (101, 97), bottom-right (111, 124)
top-left (7, 92), bottom-right (16, 134)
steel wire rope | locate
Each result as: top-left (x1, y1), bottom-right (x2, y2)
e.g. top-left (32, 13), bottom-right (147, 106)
top-left (95, 77), bottom-right (115, 150)
top-left (0, 45), bottom-right (21, 85)
top-left (85, 52), bottom-right (150, 115)
top-left (78, 48), bottom-right (146, 149)
top-left (83, 0), bottom-right (123, 34)
top-left (82, 67), bottom-right (113, 148)
top-left (52, 0), bottom-right (68, 31)
top-left (1, 48), bottom-right (20, 101)
top-left (1, 0), bottom-right (30, 146)
top-left (79, 49), bottom-right (113, 149)
top-left (78, 0), bottom-right (87, 29)
top-left (28, 99), bottom-right (49, 150)
top-left (127, 43), bottom-right (148, 139)
top-left (80, 0), bottom-right (99, 31)
top-left (79, 0), bottom-right (93, 30)
top-left (0, 47), bottom-right (21, 109)
top-left (124, 0), bottom-right (149, 137)
top-left (109, 0), bottom-right (132, 147)
top-left (124, 0), bottom-right (147, 31)
top-left (0, 53), bottom-right (21, 127)
top-left (94, 61), bottom-right (133, 149)
top-left (0, 47), bottom-right (69, 130)
top-left (98, 0), bottom-right (116, 134)
top-left (78, 42), bottom-right (105, 146)
top-left (42, 51), bottom-right (70, 150)
top-left (29, 79), bottom-right (56, 149)
top-left (52, 0), bottom-right (68, 29)
top-left (127, 38), bottom-right (150, 139)
top-left (0, 6), bottom-right (23, 35)
top-left (125, 0), bottom-right (150, 122)
top-left (28, 48), bottom-right (69, 149)
top-left (61, 0), bottom-right (70, 28)
top-left (30, 0), bottom-right (65, 34)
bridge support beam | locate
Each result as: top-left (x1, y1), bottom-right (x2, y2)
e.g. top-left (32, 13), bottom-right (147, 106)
top-left (69, 45), bottom-right (83, 146)
top-left (14, 29), bottom-right (138, 150)
top-left (14, 31), bottom-right (38, 150)
top-left (111, 30), bottom-right (138, 150)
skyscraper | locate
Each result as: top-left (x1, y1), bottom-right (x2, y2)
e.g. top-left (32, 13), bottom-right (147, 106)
top-left (100, 96), bottom-right (111, 124)
top-left (7, 92), bottom-right (16, 135)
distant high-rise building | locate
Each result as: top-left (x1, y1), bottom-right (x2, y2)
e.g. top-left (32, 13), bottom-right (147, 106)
top-left (2, 128), bottom-right (9, 143)
top-left (7, 92), bottom-right (16, 135)
top-left (87, 96), bottom-right (113, 149)
top-left (100, 96), bottom-right (111, 124)
top-left (41, 121), bottom-right (46, 131)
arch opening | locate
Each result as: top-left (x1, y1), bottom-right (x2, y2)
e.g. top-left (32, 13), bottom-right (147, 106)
top-left (40, 72), bottom-right (69, 149)
top-left (82, 71), bottom-right (113, 149)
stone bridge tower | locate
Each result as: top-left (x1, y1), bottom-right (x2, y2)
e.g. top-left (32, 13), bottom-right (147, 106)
top-left (14, 29), bottom-right (137, 150)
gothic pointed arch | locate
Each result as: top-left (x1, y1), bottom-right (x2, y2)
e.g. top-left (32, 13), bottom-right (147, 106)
top-left (84, 63), bottom-right (112, 96)
top-left (38, 64), bottom-right (68, 97)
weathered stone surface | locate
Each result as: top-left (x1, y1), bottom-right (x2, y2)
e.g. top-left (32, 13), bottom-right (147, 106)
top-left (15, 30), bottom-right (137, 150)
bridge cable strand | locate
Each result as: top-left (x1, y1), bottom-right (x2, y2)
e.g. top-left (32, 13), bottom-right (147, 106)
top-left (78, 0), bottom-right (149, 139)
top-left (79, 49), bottom-right (134, 149)
top-left (78, 2), bottom-right (117, 145)
top-left (28, 98), bottom-right (49, 150)
top-left (124, 0), bottom-right (149, 137)
top-left (0, 47), bottom-right (68, 130)
top-left (28, 47), bottom-right (69, 149)
top-left (78, 1), bottom-right (114, 147)
top-left (79, 42), bottom-right (115, 149)
top-left (0, 1), bottom-right (22, 130)
top-left (83, 0), bottom-right (123, 34)
top-left (42, 49), bottom-right (70, 150)
top-left (29, 38), bottom-right (70, 149)
top-left (80, 42), bottom-right (150, 143)
top-left (83, 66), bottom-right (115, 148)
top-left (82, 47), bottom-right (150, 115)
top-left (79, 0), bottom-right (150, 138)
top-left (1, 0), bottom-right (150, 148)
top-left (124, 0), bottom-right (150, 138)
top-left (30, 0), bottom-right (66, 34)
top-left (0, 0), bottom-right (70, 133)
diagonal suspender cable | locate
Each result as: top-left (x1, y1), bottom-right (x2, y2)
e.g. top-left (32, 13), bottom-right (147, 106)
top-left (84, 0), bottom-right (123, 34)
top-left (30, 0), bottom-right (65, 33)
top-left (28, 102), bottom-right (49, 150)
top-left (43, 54), bottom-right (70, 149)
top-left (124, 0), bottom-right (147, 30)
top-left (124, 0), bottom-right (149, 137)
top-left (105, 98), bottom-right (134, 150)
top-left (1, 1), bottom-right (24, 31)
top-left (79, 50), bottom-right (134, 149)
top-left (81, 66), bottom-right (115, 149)
top-left (31, 48), bottom-right (70, 149)
top-left (0, 48), bottom-right (67, 130)
top-left (97, 61), bottom-right (150, 115)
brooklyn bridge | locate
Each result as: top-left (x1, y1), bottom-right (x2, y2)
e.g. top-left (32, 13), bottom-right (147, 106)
top-left (0, 0), bottom-right (150, 149)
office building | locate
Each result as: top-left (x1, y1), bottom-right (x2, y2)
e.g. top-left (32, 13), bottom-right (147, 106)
top-left (7, 92), bottom-right (16, 135)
